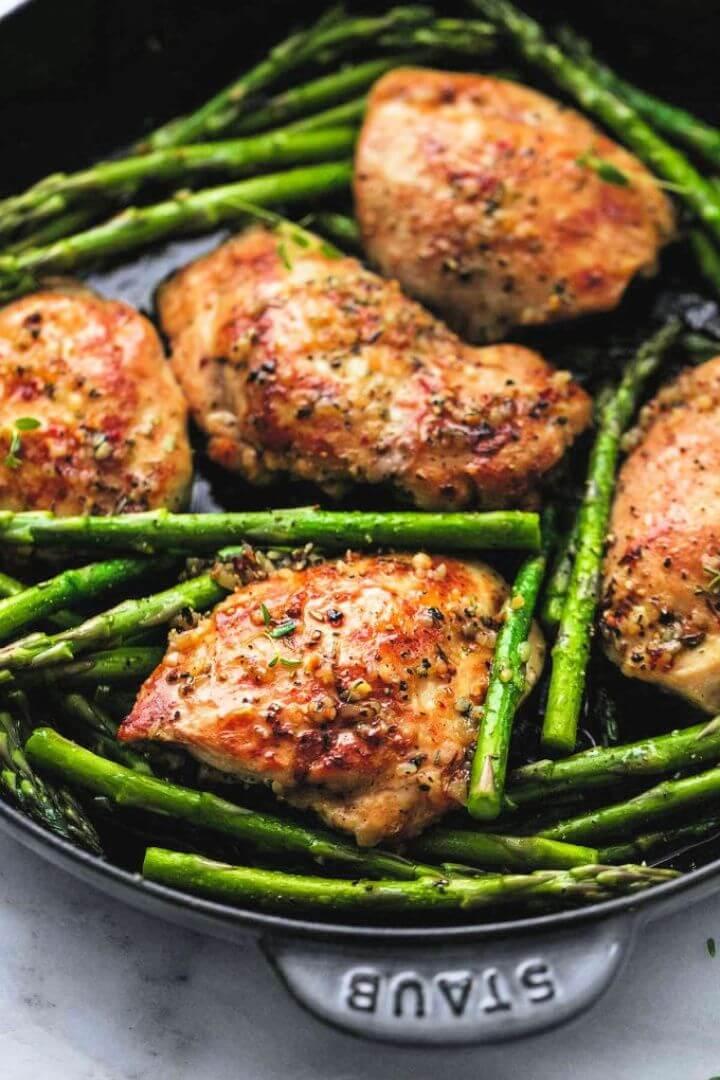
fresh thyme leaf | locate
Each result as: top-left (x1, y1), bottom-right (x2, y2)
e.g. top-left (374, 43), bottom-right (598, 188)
top-left (14, 416), bottom-right (41, 431)
top-left (279, 656), bottom-right (302, 669)
top-left (268, 620), bottom-right (297, 640)
top-left (276, 241), bottom-right (292, 270)
top-left (260, 602), bottom-right (272, 627)
top-left (268, 655), bottom-right (279, 669)
top-left (704, 564), bottom-right (720, 594)
top-left (576, 151), bottom-right (630, 187)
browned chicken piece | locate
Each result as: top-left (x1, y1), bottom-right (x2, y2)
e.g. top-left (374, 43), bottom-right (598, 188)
top-left (355, 69), bottom-right (675, 342)
top-left (0, 287), bottom-right (192, 514)
top-left (120, 552), bottom-right (545, 846)
top-left (158, 226), bottom-right (590, 510)
top-left (601, 356), bottom-right (720, 713)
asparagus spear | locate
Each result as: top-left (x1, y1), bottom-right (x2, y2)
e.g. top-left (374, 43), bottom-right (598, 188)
top-left (0, 571), bottom-right (225, 672)
top-left (557, 25), bottom-right (720, 171)
top-left (142, 849), bottom-right (676, 913)
top-left (0, 556), bottom-right (167, 643)
top-left (17, 646), bottom-right (164, 687)
top-left (0, 572), bottom-right (23, 599)
top-left (467, 515), bottom-right (553, 820)
top-left (307, 211), bottom-right (362, 251)
top-left (25, 728), bottom-right (442, 881)
top-left (0, 162), bottom-right (352, 301)
top-left (409, 827), bottom-right (597, 870)
top-left (690, 229), bottom-right (720, 295)
top-left (541, 319), bottom-right (682, 755)
top-left (286, 98), bottom-right (367, 133)
top-left (541, 517), bottom-right (579, 629)
top-left (54, 691), bottom-right (154, 774)
top-left (0, 709), bottom-right (101, 852)
top-left (135, 6), bottom-right (435, 151)
top-left (233, 57), bottom-right (403, 135)
top-left (600, 816), bottom-right (720, 864)
top-left (507, 717), bottom-right (720, 808)
top-left (471, 0), bottom-right (720, 246)
top-left (0, 508), bottom-right (541, 554)
top-left (3, 207), bottom-right (101, 254)
top-left (540, 763), bottom-right (720, 845)
top-left (0, 127), bottom-right (358, 239)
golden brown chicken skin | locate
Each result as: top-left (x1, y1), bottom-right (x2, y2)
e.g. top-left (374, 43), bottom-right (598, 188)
top-left (355, 69), bottom-right (675, 342)
top-left (601, 356), bottom-right (720, 713)
top-left (0, 287), bottom-right (192, 514)
top-left (158, 227), bottom-right (590, 510)
top-left (120, 553), bottom-right (544, 846)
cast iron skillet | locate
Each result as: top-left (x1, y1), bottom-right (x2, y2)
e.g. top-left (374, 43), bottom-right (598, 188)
top-left (2, 0), bottom-right (720, 1045)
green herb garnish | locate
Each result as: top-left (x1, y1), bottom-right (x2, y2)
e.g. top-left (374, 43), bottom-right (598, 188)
top-left (576, 151), bottom-right (630, 187)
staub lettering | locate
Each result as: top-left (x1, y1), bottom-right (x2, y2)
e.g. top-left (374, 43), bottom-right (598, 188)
top-left (344, 960), bottom-right (557, 1021)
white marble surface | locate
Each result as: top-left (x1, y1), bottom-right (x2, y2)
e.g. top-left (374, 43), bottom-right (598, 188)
top-left (1, 829), bottom-right (720, 1080)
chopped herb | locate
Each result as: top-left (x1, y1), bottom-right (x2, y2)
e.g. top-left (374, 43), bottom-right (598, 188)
top-left (279, 656), bottom-right (301, 669)
top-left (704, 564), bottom-right (720, 594)
top-left (576, 151), bottom-right (630, 187)
top-left (4, 429), bottom-right (22, 470)
top-left (260, 602), bottom-right (272, 627)
top-left (268, 620), bottom-right (297, 640)
top-left (708, 937), bottom-right (716, 958)
top-left (14, 416), bottom-right (41, 431)
top-left (276, 241), bottom-right (292, 270)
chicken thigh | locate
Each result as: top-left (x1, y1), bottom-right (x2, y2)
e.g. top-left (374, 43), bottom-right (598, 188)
top-left (158, 226), bottom-right (590, 510)
top-left (601, 356), bottom-right (720, 713)
top-left (355, 69), bottom-right (675, 341)
top-left (120, 552), bottom-right (545, 846)
top-left (0, 287), bottom-right (192, 514)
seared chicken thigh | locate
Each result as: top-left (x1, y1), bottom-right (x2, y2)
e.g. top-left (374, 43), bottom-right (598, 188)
top-left (120, 553), bottom-right (544, 846)
top-left (355, 70), bottom-right (675, 341)
top-left (601, 356), bottom-right (720, 713)
top-left (158, 227), bottom-right (590, 510)
top-left (0, 288), bottom-right (192, 514)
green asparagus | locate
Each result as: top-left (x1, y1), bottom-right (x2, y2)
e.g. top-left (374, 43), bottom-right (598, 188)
top-left (0, 127), bottom-right (357, 239)
top-left (540, 762), bottom-right (720, 845)
top-left (467, 515), bottom-right (553, 820)
top-left (17, 646), bottom-right (165, 687)
top-left (0, 710), bottom-right (101, 852)
top-left (507, 716), bottom-right (720, 808)
top-left (141, 848), bottom-right (677, 913)
top-left (541, 517), bottom-right (579, 629)
top-left (0, 572), bottom-right (225, 672)
top-left (557, 25), bottom-right (720, 171)
top-left (135, 6), bottom-right (435, 150)
top-left (409, 827), bottom-right (598, 870)
top-left (0, 556), bottom-right (167, 643)
top-left (0, 162), bottom-right (352, 301)
top-left (542, 319), bottom-right (682, 755)
top-left (0, 507), bottom-right (541, 554)
top-left (600, 816), bottom-right (720, 864)
top-left (307, 211), bottom-right (362, 251)
top-left (25, 728), bottom-right (442, 881)
top-left (690, 229), bottom-right (720, 295)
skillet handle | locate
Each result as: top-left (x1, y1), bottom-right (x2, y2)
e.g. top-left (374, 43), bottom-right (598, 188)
top-left (261, 913), bottom-right (635, 1045)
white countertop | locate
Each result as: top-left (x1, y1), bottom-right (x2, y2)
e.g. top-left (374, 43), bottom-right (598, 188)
top-left (1, 828), bottom-right (719, 1080)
